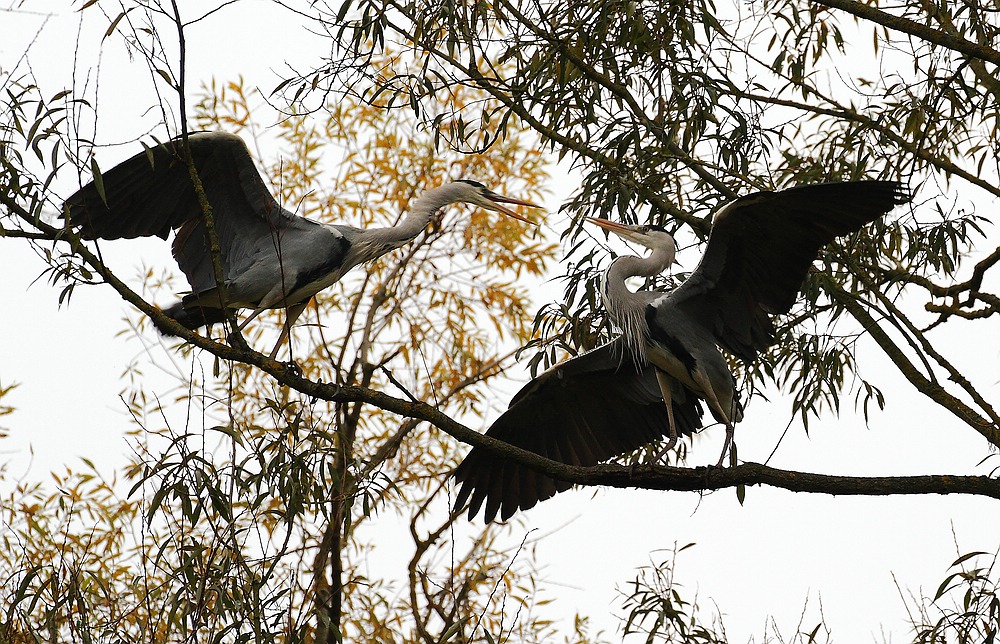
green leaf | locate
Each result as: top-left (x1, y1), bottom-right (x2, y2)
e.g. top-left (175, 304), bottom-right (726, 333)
top-left (336, 0), bottom-right (352, 21)
top-left (90, 157), bottom-right (106, 205)
top-left (951, 551), bottom-right (989, 567)
top-left (154, 68), bottom-right (174, 86)
top-left (147, 484), bottom-right (170, 521)
top-left (11, 564), bottom-right (42, 604)
top-left (103, 9), bottom-right (131, 42)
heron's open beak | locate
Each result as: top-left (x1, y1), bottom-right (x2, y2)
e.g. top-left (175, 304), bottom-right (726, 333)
top-left (585, 217), bottom-right (656, 248)
top-left (487, 192), bottom-right (543, 224)
top-left (585, 217), bottom-right (635, 235)
top-left (586, 217), bottom-right (679, 262)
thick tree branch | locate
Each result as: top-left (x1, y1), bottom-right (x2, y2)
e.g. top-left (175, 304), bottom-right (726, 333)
top-left (842, 255), bottom-right (1000, 429)
top-left (884, 245), bottom-right (1000, 300)
top-left (810, 0), bottom-right (1000, 66)
top-left (0, 227), bottom-right (57, 241)
top-left (926, 299), bottom-right (1000, 321)
top-left (578, 462), bottom-right (1000, 499)
top-left (12, 189), bottom-right (998, 504)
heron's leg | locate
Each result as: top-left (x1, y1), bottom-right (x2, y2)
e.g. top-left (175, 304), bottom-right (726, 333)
top-left (238, 307), bottom-right (266, 331)
top-left (651, 369), bottom-right (679, 462)
top-left (689, 369), bottom-right (736, 467)
top-left (268, 299), bottom-right (310, 360)
top-left (716, 425), bottom-right (736, 468)
top-left (223, 308), bottom-right (264, 349)
top-left (223, 307), bottom-right (266, 353)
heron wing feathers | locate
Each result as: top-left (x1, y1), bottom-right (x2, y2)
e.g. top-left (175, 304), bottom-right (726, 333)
top-left (165, 133), bottom-right (304, 293)
top-left (63, 132), bottom-right (317, 294)
top-left (65, 132), bottom-right (281, 237)
top-left (665, 181), bottom-right (906, 361)
top-left (454, 338), bottom-right (704, 522)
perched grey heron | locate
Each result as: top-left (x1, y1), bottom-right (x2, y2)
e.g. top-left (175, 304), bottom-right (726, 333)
top-left (454, 181), bottom-right (910, 522)
top-left (63, 132), bottom-right (540, 358)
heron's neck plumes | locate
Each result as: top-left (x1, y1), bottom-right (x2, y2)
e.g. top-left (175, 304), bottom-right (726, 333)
top-left (602, 244), bottom-right (676, 362)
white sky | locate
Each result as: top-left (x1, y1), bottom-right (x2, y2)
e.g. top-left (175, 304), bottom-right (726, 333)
top-left (2, 2), bottom-right (999, 642)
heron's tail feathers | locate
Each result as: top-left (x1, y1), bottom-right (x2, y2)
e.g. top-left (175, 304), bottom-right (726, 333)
top-left (156, 297), bottom-right (228, 335)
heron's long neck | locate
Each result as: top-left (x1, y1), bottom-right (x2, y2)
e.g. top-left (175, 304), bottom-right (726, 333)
top-left (602, 248), bottom-right (675, 361)
top-left (366, 183), bottom-right (467, 248)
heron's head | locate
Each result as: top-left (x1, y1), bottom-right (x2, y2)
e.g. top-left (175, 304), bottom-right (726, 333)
top-left (585, 217), bottom-right (677, 258)
top-left (452, 179), bottom-right (541, 223)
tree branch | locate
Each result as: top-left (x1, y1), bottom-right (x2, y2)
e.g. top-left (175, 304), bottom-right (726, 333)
top-left (494, 0), bottom-right (738, 200)
top-left (0, 227), bottom-right (57, 241)
top-left (13, 169), bottom-right (998, 506)
top-left (884, 245), bottom-right (1000, 301)
top-left (810, 0), bottom-right (1000, 66)
top-left (730, 89), bottom-right (1000, 198)
top-left (367, 3), bottom-right (711, 232)
top-left (576, 462), bottom-right (1000, 500)
top-left (829, 280), bottom-right (1000, 447)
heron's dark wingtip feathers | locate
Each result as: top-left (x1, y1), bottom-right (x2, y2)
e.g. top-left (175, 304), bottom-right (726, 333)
top-left (459, 475), bottom-right (491, 522)
top-left (682, 179), bottom-right (911, 359)
top-left (61, 131), bottom-right (272, 244)
top-left (890, 181), bottom-right (912, 205)
top-left (452, 467), bottom-right (479, 520)
top-left (764, 180), bottom-right (908, 233)
top-left (482, 485), bottom-right (504, 525)
top-left (451, 422), bottom-right (561, 523)
top-left (454, 454), bottom-right (505, 523)
top-left (63, 137), bottom-right (196, 241)
top-left (720, 180), bottom-right (909, 231)
top-left (451, 343), bottom-right (709, 522)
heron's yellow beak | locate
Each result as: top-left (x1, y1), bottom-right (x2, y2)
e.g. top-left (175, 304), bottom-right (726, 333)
top-left (487, 193), bottom-right (543, 224)
top-left (585, 217), bottom-right (664, 250)
top-left (585, 217), bottom-right (635, 235)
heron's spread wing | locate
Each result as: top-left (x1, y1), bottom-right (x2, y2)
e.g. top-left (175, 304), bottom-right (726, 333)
top-left (453, 338), bottom-right (704, 523)
top-left (663, 181), bottom-right (909, 362)
top-left (63, 131), bottom-right (306, 292)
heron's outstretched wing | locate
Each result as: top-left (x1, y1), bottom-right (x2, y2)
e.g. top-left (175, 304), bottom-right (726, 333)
top-left (662, 181), bottom-right (909, 361)
top-left (63, 131), bottom-right (308, 292)
top-left (453, 337), bottom-right (704, 523)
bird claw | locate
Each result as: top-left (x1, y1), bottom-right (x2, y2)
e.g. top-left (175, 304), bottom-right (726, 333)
top-left (283, 361), bottom-right (303, 377)
top-left (649, 435), bottom-right (679, 464)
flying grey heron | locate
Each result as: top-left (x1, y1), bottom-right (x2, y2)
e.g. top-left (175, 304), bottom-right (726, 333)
top-left (63, 132), bottom-right (540, 358)
top-left (454, 180), bottom-right (910, 522)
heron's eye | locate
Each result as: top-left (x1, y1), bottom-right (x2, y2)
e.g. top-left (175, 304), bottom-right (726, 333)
top-left (638, 226), bottom-right (649, 233)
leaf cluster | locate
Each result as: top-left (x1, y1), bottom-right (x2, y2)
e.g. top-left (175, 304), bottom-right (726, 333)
top-left (288, 0), bottom-right (1000, 447)
top-left (906, 551), bottom-right (1000, 644)
top-left (90, 71), bottom-right (564, 642)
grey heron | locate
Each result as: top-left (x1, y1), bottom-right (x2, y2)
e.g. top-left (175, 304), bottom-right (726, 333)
top-left (454, 180), bottom-right (910, 522)
top-left (63, 132), bottom-right (540, 358)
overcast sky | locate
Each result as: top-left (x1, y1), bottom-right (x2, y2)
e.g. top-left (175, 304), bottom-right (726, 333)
top-left (2, 2), bottom-right (999, 642)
